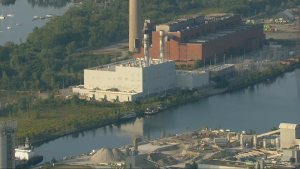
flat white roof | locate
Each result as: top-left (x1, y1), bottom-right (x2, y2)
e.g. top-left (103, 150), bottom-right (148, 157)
top-left (176, 70), bottom-right (207, 76)
top-left (87, 58), bottom-right (174, 72)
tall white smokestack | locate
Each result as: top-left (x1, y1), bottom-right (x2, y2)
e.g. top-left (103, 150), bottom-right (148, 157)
top-left (144, 33), bottom-right (149, 67)
top-left (159, 30), bottom-right (165, 63)
top-left (129, 0), bottom-right (142, 53)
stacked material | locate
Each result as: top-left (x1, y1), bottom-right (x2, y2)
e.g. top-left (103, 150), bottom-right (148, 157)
top-left (148, 153), bottom-right (178, 166)
top-left (90, 147), bottom-right (125, 163)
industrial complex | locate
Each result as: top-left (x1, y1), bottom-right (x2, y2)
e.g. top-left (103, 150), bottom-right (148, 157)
top-left (73, 31), bottom-right (209, 102)
top-left (59, 122), bottom-right (300, 169)
top-left (135, 13), bottom-right (266, 65)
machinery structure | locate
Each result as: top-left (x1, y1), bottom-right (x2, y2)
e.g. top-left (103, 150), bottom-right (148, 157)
top-left (0, 120), bottom-right (17, 169)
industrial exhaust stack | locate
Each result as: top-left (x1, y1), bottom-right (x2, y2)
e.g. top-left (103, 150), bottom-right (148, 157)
top-left (160, 30), bottom-right (165, 63)
top-left (144, 33), bottom-right (150, 67)
top-left (129, 0), bottom-right (142, 53)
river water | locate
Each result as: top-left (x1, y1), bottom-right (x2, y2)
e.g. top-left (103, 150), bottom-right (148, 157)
top-left (33, 70), bottom-right (300, 162)
top-left (0, 0), bottom-right (70, 46)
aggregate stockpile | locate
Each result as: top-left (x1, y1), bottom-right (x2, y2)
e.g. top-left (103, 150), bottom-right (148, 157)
top-left (148, 153), bottom-right (178, 166)
top-left (90, 147), bottom-right (125, 163)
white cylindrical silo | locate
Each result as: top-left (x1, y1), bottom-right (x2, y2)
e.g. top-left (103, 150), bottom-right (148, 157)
top-left (129, 0), bottom-right (142, 53)
top-left (253, 134), bottom-right (257, 147)
top-left (263, 139), bottom-right (267, 149)
top-left (240, 135), bottom-right (244, 148)
top-left (144, 33), bottom-right (149, 67)
top-left (0, 134), bottom-right (8, 169)
top-left (276, 137), bottom-right (280, 149)
top-left (159, 30), bottom-right (165, 63)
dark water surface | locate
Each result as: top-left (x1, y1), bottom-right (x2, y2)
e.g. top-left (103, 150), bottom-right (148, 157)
top-left (33, 70), bottom-right (300, 162)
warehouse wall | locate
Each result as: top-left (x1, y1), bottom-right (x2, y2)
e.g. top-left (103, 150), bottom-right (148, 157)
top-left (202, 25), bottom-right (265, 60)
top-left (84, 66), bottom-right (143, 92)
top-left (280, 128), bottom-right (298, 149)
top-left (142, 61), bottom-right (176, 95)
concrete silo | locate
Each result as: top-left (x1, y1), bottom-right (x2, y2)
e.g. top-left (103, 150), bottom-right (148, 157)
top-left (129, 0), bottom-right (142, 53)
top-left (0, 120), bottom-right (17, 169)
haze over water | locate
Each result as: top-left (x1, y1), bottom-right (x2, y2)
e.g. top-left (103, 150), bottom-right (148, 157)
top-left (0, 0), bottom-right (70, 46)
top-left (34, 70), bottom-right (300, 163)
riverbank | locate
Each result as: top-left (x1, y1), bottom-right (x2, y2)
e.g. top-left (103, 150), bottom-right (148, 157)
top-left (29, 62), bottom-right (300, 146)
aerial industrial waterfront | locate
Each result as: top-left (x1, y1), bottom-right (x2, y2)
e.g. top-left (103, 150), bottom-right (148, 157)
top-left (0, 0), bottom-right (300, 168)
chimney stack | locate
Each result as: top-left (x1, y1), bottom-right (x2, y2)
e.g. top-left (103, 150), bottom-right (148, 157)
top-left (144, 33), bottom-right (150, 67)
top-left (129, 0), bottom-right (142, 53)
top-left (159, 30), bottom-right (165, 63)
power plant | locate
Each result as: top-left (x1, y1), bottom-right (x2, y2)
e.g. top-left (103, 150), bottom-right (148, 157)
top-left (135, 14), bottom-right (266, 65)
top-left (129, 0), bottom-right (142, 53)
top-left (0, 120), bottom-right (17, 169)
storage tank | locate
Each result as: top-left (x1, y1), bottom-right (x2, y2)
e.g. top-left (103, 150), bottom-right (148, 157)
top-left (276, 137), bottom-right (280, 149)
top-left (263, 139), bottom-right (267, 149)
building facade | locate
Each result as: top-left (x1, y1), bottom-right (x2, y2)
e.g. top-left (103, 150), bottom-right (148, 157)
top-left (136, 14), bottom-right (265, 65)
top-left (0, 121), bottom-right (17, 169)
top-left (280, 123), bottom-right (300, 149)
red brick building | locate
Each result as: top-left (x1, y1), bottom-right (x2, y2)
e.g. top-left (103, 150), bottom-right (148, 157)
top-left (136, 14), bottom-right (266, 65)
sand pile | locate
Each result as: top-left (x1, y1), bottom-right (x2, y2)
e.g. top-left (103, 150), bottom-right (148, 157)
top-left (147, 153), bottom-right (178, 166)
top-left (90, 147), bottom-right (125, 163)
top-left (157, 156), bottom-right (177, 166)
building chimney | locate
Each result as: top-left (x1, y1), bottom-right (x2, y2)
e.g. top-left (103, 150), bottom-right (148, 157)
top-left (159, 30), bottom-right (165, 63)
top-left (144, 33), bottom-right (150, 67)
top-left (134, 137), bottom-right (138, 156)
top-left (129, 0), bottom-right (142, 53)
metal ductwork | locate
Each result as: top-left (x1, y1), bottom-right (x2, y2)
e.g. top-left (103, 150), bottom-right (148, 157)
top-left (144, 33), bottom-right (150, 67)
top-left (159, 30), bottom-right (165, 63)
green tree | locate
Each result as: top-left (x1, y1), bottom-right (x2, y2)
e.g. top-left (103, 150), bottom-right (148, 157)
top-left (280, 1), bottom-right (285, 9)
top-left (66, 41), bottom-right (77, 55)
top-left (271, 127), bottom-right (277, 131)
top-left (218, 125), bottom-right (222, 130)
top-left (265, 5), bottom-right (272, 13)
top-left (51, 157), bottom-right (57, 163)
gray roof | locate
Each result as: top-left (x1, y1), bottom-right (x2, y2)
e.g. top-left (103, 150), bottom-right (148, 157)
top-left (282, 11), bottom-right (295, 20)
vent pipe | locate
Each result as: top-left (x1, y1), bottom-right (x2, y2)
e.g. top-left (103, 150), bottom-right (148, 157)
top-left (144, 33), bottom-right (150, 67)
top-left (160, 30), bottom-right (165, 63)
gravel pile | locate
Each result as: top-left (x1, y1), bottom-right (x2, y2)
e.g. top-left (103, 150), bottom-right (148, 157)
top-left (147, 153), bottom-right (178, 166)
top-left (90, 147), bottom-right (125, 163)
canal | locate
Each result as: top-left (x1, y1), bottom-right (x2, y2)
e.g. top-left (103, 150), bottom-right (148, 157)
top-left (34, 69), bottom-right (300, 162)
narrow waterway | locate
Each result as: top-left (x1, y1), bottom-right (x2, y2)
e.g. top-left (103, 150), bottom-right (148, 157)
top-left (33, 70), bottom-right (300, 162)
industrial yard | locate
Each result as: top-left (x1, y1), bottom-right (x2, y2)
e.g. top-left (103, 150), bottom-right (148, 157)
top-left (48, 123), bottom-right (300, 169)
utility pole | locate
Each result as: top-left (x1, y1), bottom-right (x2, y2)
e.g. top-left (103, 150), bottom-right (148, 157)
top-left (215, 54), bottom-right (217, 66)
top-left (204, 55), bottom-right (206, 69)
top-left (244, 47), bottom-right (246, 60)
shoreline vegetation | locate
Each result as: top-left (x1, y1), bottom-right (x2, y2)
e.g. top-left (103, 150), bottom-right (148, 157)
top-left (30, 62), bottom-right (300, 145)
top-left (1, 0), bottom-right (300, 145)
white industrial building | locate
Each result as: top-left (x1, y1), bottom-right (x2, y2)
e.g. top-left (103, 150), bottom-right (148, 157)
top-left (73, 31), bottom-right (209, 102)
top-left (176, 70), bottom-right (209, 90)
top-left (280, 123), bottom-right (300, 149)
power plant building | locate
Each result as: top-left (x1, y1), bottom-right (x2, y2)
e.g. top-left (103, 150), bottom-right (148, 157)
top-left (73, 32), bottom-right (209, 102)
top-left (136, 14), bottom-right (265, 65)
top-left (0, 120), bottom-right (17, 169)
